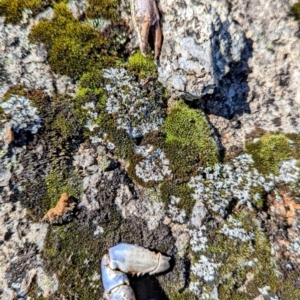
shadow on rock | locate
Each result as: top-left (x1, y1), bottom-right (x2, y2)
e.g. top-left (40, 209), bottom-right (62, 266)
top-left (200, 21), bottom-right (253, 120)
top-left (130, 274), bottom-right (169, 300)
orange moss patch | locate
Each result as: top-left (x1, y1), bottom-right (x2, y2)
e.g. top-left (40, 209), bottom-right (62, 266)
top-left (42, 193), bottom-right (75, 224)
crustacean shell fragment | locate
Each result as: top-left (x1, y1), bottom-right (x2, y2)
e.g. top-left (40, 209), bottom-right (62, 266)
top-left (101, 243), bottom-right (171, 299)
top-left (101, 254), bottom-right (136, 300)
top-left (108, 243), bottom-right (170, 276)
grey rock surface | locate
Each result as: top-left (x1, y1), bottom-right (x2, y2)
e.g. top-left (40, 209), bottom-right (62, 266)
top-left (158, 0), bottom-right (246, 99)
top-left (0, 15), bottom-right (77, 99)
top-left (158, 0), bottom-right (300, 150)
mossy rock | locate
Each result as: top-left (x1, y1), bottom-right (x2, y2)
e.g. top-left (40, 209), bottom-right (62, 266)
top-left (164, 100), bottom-right (219, 170)
top-left (245, 133), bottom-right (295, 176)
top-left (291, 0), bottom-right (300, 20)
top-left (29, 3), bottom-right (101, 79)
top-left (0, 0), bottom-right (41, 24)
top-left (160, 181), bottom-right (195, 217)
top-left (29, 2), bottom-right (126, 79)
top-left (86, 0), bottom-right (119, 20)
top-left (198, 212), bottom-right (281, 300)
top-left (0, 0), bottom-right (68, 24)
top-left (162, 100), bottom-right (219, 187)
top-left (127, 50), bottom-right (157, 79)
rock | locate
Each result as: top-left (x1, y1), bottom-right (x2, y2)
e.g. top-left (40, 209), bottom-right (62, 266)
top-left (0, 168), bottom-right (11, 187)
top-left (158, 0), bottom-right (300, 150)
top-left (158, 0), bottom-right (246, 99)
top-left (68, 0), bottom-right (87, 20)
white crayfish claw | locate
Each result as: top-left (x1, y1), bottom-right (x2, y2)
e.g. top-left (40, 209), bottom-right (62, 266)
top-left (101, 254), bottom-right (136, 300)
top-left (101, 243), bottom-right (171, 299)
top-left (108, 243), bottom-right (170, 276)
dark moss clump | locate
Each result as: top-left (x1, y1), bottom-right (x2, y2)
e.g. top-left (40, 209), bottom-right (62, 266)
top-left (291, 0), bottom-right (300, 20)
top-left (245, 133), bottom-right (294, 176)
top-left (160, 181), bottom-right (195, 216)
top-left (3, 86), bottom-right (85, 220)
top-left (0, 0), bottom-right (67, 24)
top-left (86, 0), bottom-right (119, 20)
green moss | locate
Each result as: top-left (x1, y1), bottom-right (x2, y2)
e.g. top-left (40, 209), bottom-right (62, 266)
top-left (159, 100), bottom-right (219, 202)
top-left (0, 0), bottom-right (68, 24)
top-left (44, 167), bottom-right (81, 209)
top-left (164, 100), bottom-right (219, 170)
top-left (280, 271), bottom-right (300, 300)
top-left (246, 133), bottom-right (293, 176)
top-left (160, 181), bottom-right (195, 216)
top-left (199, 212), bottom-right (281, 300)
top-left (43, 222), bottom-right (104, 299)
top-left (29, 2), bottom-right (125, 79)
top-left (127, 50), bottom-right (157, 79)
top-left (0, 0), bottom-right (41, 24)
top-left (79, 69), bottom-right (105, 89)
top-left (167, 289), bottom-right (198, 300)
top-left (86, 0), bottom-right (119, 20)
top-left (291, 0), bottom-right (300, 20)
top-left (29, 3), bottom-right (104, 79)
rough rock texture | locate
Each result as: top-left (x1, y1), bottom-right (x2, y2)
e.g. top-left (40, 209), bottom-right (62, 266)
top-left (158, 0), bottom-right (246, 99)
top-left (1, 0), bottom-right (300, 299)
top-left (158, 0), bottom-right (300, 150)
top-left (0, 13), bottom-right (76, 99)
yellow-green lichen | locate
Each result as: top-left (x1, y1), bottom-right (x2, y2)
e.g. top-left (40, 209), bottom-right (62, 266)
top-left (245, 133), bottom-right (294, 176)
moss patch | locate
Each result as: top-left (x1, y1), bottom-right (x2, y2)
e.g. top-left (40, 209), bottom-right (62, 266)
top-left (160, 181), bottom-right (195, 216)
top-left (29, 3), bottom-right (101, 79)
top-left (29, 3), bottom-right (126, 79)
top-left (245, 133), bottom-right (294, 176)
top-left (128, 50), bottom-right (157, 79)
top-left (164, 100), bottom-right (219, 171)
top-left (195, 212), bottom-right (280, 300)
top-left (0, 0), bottom-right (68, 24)
top-left (0, 0), bottom-right (41, 24)
top-left (86, 0), bottom-right (119, 20)
top-left (291, 0), bottom-right (300, 20)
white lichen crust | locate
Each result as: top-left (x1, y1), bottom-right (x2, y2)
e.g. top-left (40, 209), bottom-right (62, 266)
top-left (103, 68), bottom-right (165, 138)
